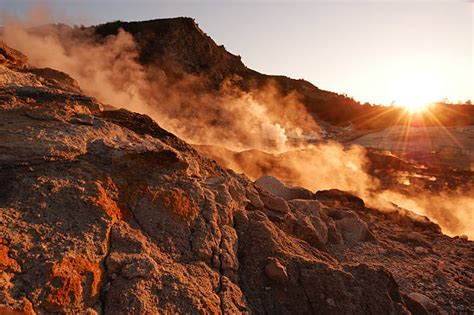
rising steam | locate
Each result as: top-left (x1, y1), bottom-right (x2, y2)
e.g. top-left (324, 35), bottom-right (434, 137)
top-left (1, 19), bottom-right (319, 152)
top-left (1, 15), bottom-right (472, 239)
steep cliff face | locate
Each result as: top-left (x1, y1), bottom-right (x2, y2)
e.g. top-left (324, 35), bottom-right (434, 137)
top-left (0, 43), bottom-right (472, 314)
top-left (94, 18), bottom-right (252, 86)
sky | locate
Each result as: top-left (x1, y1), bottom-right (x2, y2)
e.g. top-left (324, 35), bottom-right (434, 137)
top-left (1, 0), bottom-right (473, 105)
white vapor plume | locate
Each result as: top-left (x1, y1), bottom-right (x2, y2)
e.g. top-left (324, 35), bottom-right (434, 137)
top-left (1, 18), bottom-right (319, 153)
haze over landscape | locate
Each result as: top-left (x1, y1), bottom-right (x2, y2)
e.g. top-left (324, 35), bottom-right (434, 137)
top-left (0, 1), bottom-right (473, 314)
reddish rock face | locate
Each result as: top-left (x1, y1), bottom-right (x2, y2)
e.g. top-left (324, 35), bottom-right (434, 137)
top-left (264, 257), bottom-right (289, 283)
top-left (154, 188), bottom-right (200, 222)
top-left (44, 256), bottom-right (102, 312)
top-left (0, 42), bottom-right (28, 69)
top-left (95, 180), bottom-right (126, 221)
top-left (0, 42), bottom-right (472, 314)
top-left (0, 243), bottom-right (20, 274)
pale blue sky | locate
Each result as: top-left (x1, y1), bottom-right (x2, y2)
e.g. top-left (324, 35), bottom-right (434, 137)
top-left (1, 0), bottom-right (473, 104)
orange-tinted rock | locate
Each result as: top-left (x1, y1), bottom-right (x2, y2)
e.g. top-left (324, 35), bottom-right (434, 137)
top-left (95, 181), bottom-right (125, 221)
top-left (0, 41), bottom-right (28, 69)
top-left (0, 242), bottom-right (20, 273)
top-left (156, 188), bottom-right (200, 221)
top-left (44, 256), bottom-right (102, 312)
top-left (0, 297), bottom-right (34, 315)
top-left (0, 307), bottom-right (29, 315)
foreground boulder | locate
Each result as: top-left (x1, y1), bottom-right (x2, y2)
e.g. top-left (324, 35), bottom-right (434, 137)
top-left (0, 43), bottom-right (472, 314)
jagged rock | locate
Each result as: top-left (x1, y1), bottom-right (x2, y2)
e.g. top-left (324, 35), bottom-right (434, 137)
top-left (288, 199), bottom-right (328, 247)
top-left (326, 219), bottom-right (344, 244)
top-left (255, 175), bottom-right (313, 200)
top-left (336, 212), bottom-right (369, 242)
top-left (385, 207), bottom-right (442, 234)
top-left (258, 189), bottom-right (290, 214)
top-left (245, 189), bottom-right (264, 209)
top-left (28, 67), bottom-right (81, 93)
top-left (324, 208), bottom-right (369, 243)
top-left (315, 189), bottom-right (365, 208)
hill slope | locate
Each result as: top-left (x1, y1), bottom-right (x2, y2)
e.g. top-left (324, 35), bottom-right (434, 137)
top-left (91, 18), bottom-right (365, 125)
top-left (91, 18), bottom-right (474, 128)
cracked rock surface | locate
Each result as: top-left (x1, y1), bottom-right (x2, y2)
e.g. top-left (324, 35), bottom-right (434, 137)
top-left (0, 43), bottom-right (472, 314)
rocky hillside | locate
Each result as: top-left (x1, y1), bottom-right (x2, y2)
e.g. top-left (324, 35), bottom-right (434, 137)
top-left (90, 18), bottom-right (474, 128)
top-left (94, 18), bottom-right (255, 87)
top-left (0, 43), bottom-right (473, 314)
top-left (90, 18), bottom-right (372, 126)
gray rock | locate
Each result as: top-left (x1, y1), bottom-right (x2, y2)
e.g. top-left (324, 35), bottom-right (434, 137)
top-left (334, 211), bottom-right (368, 242)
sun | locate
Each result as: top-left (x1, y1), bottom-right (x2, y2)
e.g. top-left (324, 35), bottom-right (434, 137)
top-left (382, 60), bottom-right (444, 114)
top-left (392, 81), bottom-right (434, 113)
top-left (398, 102), bottom-right (430, 113)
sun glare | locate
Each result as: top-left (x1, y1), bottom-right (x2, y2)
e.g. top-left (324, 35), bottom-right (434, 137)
top-left (382, 60), bottom-right (445, 114)
top-left (389, 74), bottom-right (441, 113)
top-left (398, 102), bottom-right (430, 113)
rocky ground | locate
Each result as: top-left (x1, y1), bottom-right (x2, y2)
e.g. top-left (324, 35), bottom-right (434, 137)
top-left (0, 43), bottom-right (473, 314)
top-left (349, 126), bottom-right (474, 171)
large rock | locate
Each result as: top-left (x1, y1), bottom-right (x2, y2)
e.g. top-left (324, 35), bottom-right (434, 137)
top-left (264, 257), bottom-right (289, 283)
top-left (257, 189), bottom-right (290, 214)
top-left (405, 293), bottom-right (440, 315)
top-left (288, 199), bottom-right (328, 247)
top-left (255, 175), bottom-right (313, 200)
top-left (315, 189), bottom-right (365, 208)
top-left (0, 57), bottom-right (406, 313)
top-left (334, 210), bottom-right (369, 243)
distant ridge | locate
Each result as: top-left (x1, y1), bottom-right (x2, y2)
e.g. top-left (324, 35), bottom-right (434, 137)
top-left (89, 17), bottom-right (474, 128)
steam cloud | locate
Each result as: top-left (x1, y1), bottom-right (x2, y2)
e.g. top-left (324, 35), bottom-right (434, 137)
top-left (200, 143), bottom-right (474, 238)
top-left (1, 19), bottom-right (319, 152)
top-left (1, 15), bottom-right (472, 239)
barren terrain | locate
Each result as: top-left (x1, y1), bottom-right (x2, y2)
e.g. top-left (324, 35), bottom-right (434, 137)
top-left (0, 19), bottom-right (473, 314)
